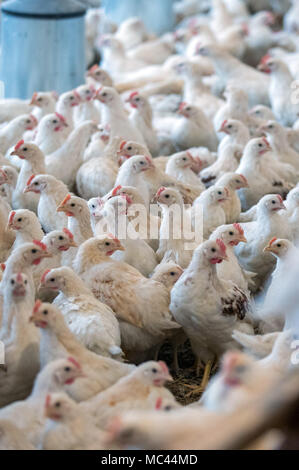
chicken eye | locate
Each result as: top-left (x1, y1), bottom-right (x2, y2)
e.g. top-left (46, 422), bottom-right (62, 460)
top-left (152, 368), bottom-right (157, 373)
top-left (52, 120), bottom-right (58, 124)
top-left (105, 242), bottom-right (110, 246)
top-left (91, 204), bottom-right (95, 209)
top-left (70, 96), bottom-right (74, 100)
top-left (50, 278), bottom-right (55, 282)
top-left (34, 182), bottom-right (39, 185)
top-left (37, 97), bottom-right (43, 101)
top-left (85, 90), bottom-right (90, 94)
top-left (269, 125), bottom-right (273, 129)
top-left (24, 280), bottom-right (27, 285)
top-left (55, 402), bottom-right (61, 408)
top-left (211, 248), bottom-right (216, 253)
top-left (164, 406), bottom-right (172, 411)
top-left (26, 119), bottom-right (31, 123)
top-left (235, 365), bottom-right (247, 373)
top-left (23, 147), bottom-right (28, 151)
top-left (229, 231), bottom-right (233, 235)
top-left (258, 143), bottom-right (262, 147)
top-left (102, 93), bottom-right (107, 97)
top-left (58, 236), bottom-right (64, 240)
top-left (135, 97), bottom-right (140, 101)
top-left (31, 249), bottom-right (37, 253)
top-left (70, 203), bottom-right (75, 207)
top-left (186, 107), bottom-right (191, 111)
top-left (140, 161), bottom-right (144, 165)
top-left (277, 243), bottom-right (281, 247)
top-left (64, 366), bottom-right (71, 372)
top-left (165, 194), bottom-right (170, 198)
top-left (271, 200), bottom-right (276, 204)
top-left (182, 157), bottom-right (187, 161)
top-left (17, 218), bottom-right (22, 222)
top-left (43, 310), bottom-right (48, 315)
top-left (217, 191), bottom-right (222, 195)
top-left (96, 71), bottom-right (101, 75)
top-left (10, 279), bottom-right (15, 285)
top-left (228, 125), bottom-right (232, 129)
top-left (170, 272), bottom-right (175, 276)
top-left (127, 146), bottom-right (132, 151)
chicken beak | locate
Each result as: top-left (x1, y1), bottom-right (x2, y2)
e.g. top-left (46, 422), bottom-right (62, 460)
top-left (239, 235), bottom-right (247, 243)
top-left (23, 186), bottom-right (32, 193)
top-left (263, 245), bottom-right (273, 253)
top-left (10, 150), bottom-right (18, 156)
top-left (41, 251), bottom-right (52, 259)
top-left (56, 204), bottom-right (66, 213)
top-left (117, 244), bottom-right (125, 252)
top-left (166, 373), bottom-right (174, 382)
top-left (279, 202), bottom-right (287, 210)
top-left (68, 240), bottom-right (78, 248)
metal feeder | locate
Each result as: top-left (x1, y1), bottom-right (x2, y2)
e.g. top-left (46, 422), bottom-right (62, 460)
top-left (0, 0), bottom-right (87, 99)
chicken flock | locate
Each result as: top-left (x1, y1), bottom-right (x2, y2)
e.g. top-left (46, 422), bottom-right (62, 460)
top-left (1, 0), bottom-right (299, 451)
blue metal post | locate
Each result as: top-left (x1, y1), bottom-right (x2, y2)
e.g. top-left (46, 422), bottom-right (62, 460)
top-left (0, 0), bottom-right (87, 99)
top-left (102, 0), bottom-right (175, 35)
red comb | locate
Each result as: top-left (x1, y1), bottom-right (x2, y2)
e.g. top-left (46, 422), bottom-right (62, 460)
top-left (41, 270), bottom-right (51, 284)
top-left (96, 87), bottom-right (103, 95)
top-left (1, 263), bottom-right (5, 272)
top-left (8, 211), bottom-right (16, 224)
top-left (260, 53), bottom-right (271, 65)
top-left (63, 228), bottom-right (74, 240)
top-left (45, 394), bottom-right (51, 408)
top-left (216, 238), bottom-right (227, 256)
top-left (129, 91), bottom-right (139, 100)
top-left (68, 357), bottom-right (81, 369)
top-left (29, 114), bottom-right (38, 126)
top-left (269, 237), bottom-right (277, 246)
top-left (15, 139), bottom-right (24, 151)
top-left (233, 223), bottom-right (244, 236)
top-left (119, 140), bottom-right (127, 151)
top-left (221, 120), bottom-right (228, 128)
top-left (73, 90), bottom-right (81, 101)
top-left (59, 194), bottom-right (71, 206)
top-left (179, 102), bottom-right (187, 111)
top-left (155, 397), bottom-right (163, 410)
top-left (16, 272), bottom-right (23, 283)
top-left (33, 240), bottom-right (47, 251)
top-left (55, 112), bottom-right (66, 123)
top-left (262, 137), bottom-right (270, 147)
top-left (239, 174), bottom-right (248, 185)
top-left (277, 194), bottom-right (283, 204)
top-left (158, 361), bottom-right (169, 375)
top-left (31, 92), bottom-right (38, 101)
top-left (26, 174), bottom-right (35, 186)
top-left (157, 186), bottom-right (166, 197)
top-left (108, 233), bottom-right (121, 244)
top-left (145, 156), bottom-right (153, 165)
top-left (33, 299), bottom-right (42, 313)
top-left (112, 185), bottom-right (122, 196)
top-left (89, 64), bottom-right (99, 73)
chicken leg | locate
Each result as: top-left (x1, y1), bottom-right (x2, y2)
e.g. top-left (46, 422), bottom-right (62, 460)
top-left (185, 359), bottom-right (214, 397)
